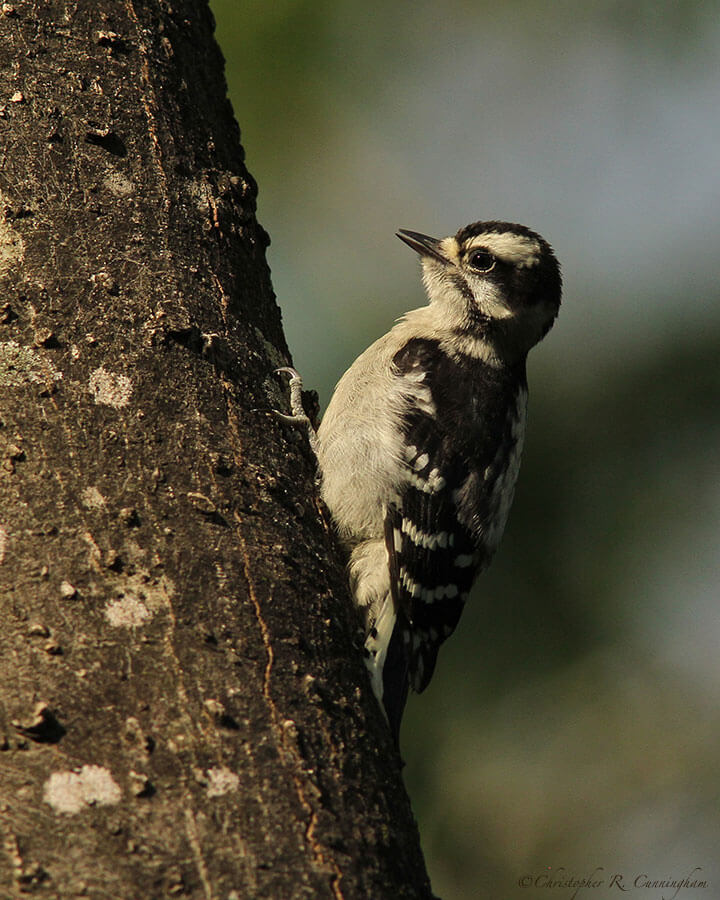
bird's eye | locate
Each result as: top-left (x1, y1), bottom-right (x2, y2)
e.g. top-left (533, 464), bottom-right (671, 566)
top-left (467, 249), bottom-right (495, 273)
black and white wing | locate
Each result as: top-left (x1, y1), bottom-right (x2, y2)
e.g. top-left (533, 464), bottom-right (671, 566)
top-left (379, 339), bottom-right (483, 733)
top-left (384, 413), bottom-right (478, 684)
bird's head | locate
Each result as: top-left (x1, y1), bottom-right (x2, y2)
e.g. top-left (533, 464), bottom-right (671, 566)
top-left (397, 221), bottom-right (562, 360)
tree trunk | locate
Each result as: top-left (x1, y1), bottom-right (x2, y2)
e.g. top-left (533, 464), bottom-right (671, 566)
top-left (0, 3), bottom-right (434, 898)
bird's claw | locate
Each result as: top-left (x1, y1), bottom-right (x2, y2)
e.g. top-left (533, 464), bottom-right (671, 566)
top-left (273, 367), bottom-right (319, 455)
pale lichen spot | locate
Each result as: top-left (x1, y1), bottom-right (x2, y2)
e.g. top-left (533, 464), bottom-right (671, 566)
top-left (0, 525), bottom-right (6, 564)
top-left (103, 172), bottom-right (135, 198)
top-left (43, 765), bottom-right (122, 814)
top-left (0, 206), bottom-right (24, 277)
top-left (0, 340), bottom-right (63, 387)
top-left (206, 766), bottom-right (240, 798)
top-left (81, 486), bottom-right (106, 509)
top-left (186, 178), bottom-right (212, 215)
top-left (103, 573), bottom-right (174, 627)
top-left (89, 367), bottom-right (132, 408)
top-left (104, 595), bottom-right (152, 627)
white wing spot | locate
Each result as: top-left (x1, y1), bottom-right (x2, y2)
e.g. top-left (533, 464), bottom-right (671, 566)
top-left (417, 583), bottom-right (460, 603)
top-left (399, 566), bottom-right (422, 598)
top-left (401, 518), bottom-right (450, 550)
top-left (455, 554), bottom-right (474, 568)
top-left (414, 452), bottom-right (429, 471)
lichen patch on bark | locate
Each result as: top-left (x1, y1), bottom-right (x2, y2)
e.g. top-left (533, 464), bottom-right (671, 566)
top-left (102, 172), bottom-right (135, 198)
top-left (206, 766), bottom-right (240, 798)
top-left (0, 340), bottom-right (63, 387)
top-left (103, 572), bottom-right (174, 627)
top-left (0, 197), bottom-right (24, 276)
top-left (104, 595), bottom-right (153, 627)
top-left (81, 486), bottom-right (107, 509)
top-left (43, 765), bottom-right (122, 815)
top-left (88, 367), bottom-right (133, 407)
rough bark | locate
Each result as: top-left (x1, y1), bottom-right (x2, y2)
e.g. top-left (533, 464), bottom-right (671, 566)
top-left (0, 3), bottom-right (434, 898)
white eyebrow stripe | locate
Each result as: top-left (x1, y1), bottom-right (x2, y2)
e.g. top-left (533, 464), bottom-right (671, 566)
top-left (465, 232), bottom-right (541, 268)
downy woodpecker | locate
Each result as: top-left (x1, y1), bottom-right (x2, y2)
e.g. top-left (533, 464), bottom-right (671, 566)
top-left (277, 221), bottom-right (561, 743)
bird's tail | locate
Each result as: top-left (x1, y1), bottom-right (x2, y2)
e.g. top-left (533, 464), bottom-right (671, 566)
top-left (381, 610), bottom-right (411, 747)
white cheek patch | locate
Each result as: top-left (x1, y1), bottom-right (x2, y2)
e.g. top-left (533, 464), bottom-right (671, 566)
top-left (466, 232), bottom-right (541, 268)
top-left (471, 279), bottom-right (513, 320)
top-left (420, 259), bottom-right (451, 301)
top-left (422, 260), bottom-right (512, 322)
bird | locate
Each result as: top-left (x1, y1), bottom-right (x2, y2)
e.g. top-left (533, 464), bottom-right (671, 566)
top-left (276, 221), bottom-right (561, 745)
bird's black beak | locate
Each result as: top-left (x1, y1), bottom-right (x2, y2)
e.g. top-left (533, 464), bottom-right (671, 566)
top-left (396, 229), bottom-right (447, 265)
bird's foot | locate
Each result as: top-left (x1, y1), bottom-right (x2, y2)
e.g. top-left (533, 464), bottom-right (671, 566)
top-left (273, 367), bottom-right (319, 455)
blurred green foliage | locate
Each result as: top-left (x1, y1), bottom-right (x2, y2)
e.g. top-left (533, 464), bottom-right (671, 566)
top-left (210, 1), bottom-right (720, 896)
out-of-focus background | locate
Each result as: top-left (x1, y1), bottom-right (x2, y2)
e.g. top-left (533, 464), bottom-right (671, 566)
top-left (210, 2), bottom-right (720, 897)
